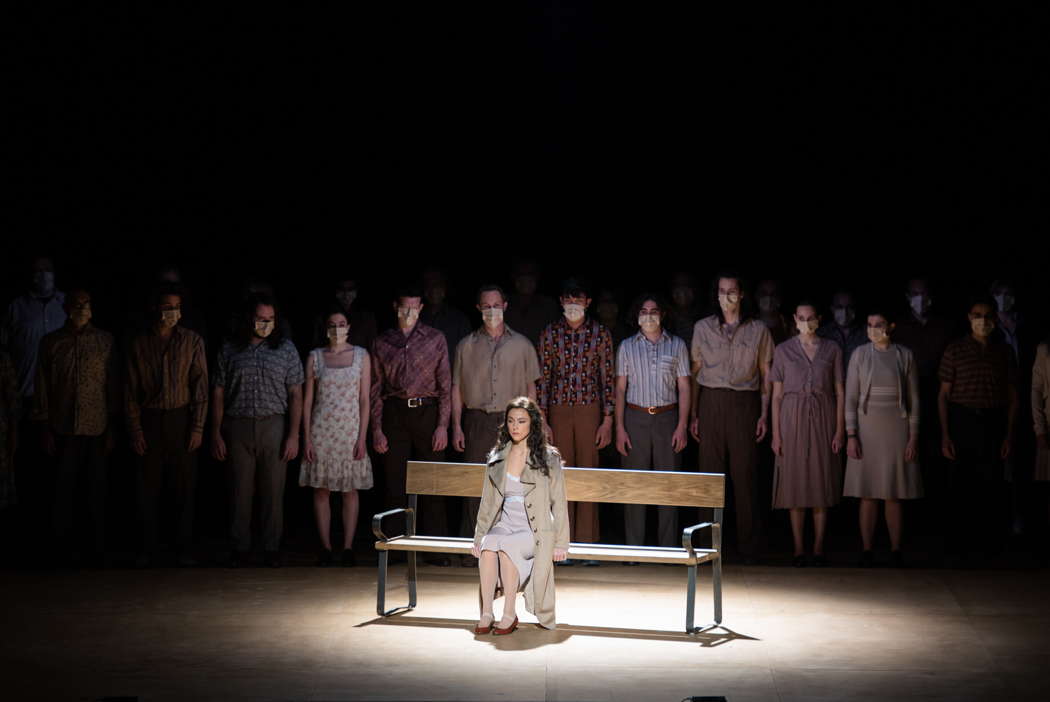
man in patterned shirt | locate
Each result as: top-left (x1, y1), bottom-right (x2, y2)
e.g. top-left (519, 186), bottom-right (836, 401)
top-left (211, 293), bottom-right (304, 567)
top-left (537, 278), bottom-right (614, 564)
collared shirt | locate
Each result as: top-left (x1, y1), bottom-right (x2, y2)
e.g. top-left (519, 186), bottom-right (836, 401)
top-left (939, 335), bottom-right (1017, 409)
top-left (453, 326), bottom-right (541, 412)
top-left (816, 322), bottom-right (869, 371)
top-left (893, 315), bottom-right (954, 382)
top-left (690, 316), bottom-right (773, 392)
top-left (213, 339), bottom-right (305, 418)
top-left (370, 322), bottom-right (451, 430)
top-left (537, 317), bottom-right (615, 415)
top-left (33, 324), bottom-right (117, 436)
top-left (125, 326), bottom-right (209, 435)
top-left (616, 330), bottom-right (690, 407)
top-left (1, 291), bottom-right (67, 397)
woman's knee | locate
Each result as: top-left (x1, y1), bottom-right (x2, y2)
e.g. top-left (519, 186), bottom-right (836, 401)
top-left (314, 488), bottom-right (330, 500)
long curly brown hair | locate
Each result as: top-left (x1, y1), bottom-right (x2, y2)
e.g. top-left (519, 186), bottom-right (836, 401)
top-left (489, 396), bottom-right (558, 476)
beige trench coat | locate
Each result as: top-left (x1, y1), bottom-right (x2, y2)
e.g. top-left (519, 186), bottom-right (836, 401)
top-left (473, 443), bottom-right (570, 629)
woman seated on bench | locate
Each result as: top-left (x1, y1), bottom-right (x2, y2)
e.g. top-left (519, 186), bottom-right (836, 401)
top-left (471, 397), bottom-right (570, 634)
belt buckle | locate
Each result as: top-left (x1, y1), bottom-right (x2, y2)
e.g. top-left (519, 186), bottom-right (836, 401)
top-left (647, 406), bottom-right (657, 415)
top-left (407, 398), bottom-right (421, 408)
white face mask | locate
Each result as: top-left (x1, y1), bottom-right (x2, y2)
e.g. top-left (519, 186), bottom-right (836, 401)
top-left (908, 294), bottom-right (927, 317)
top-left (33, 271), bottom-right (55, 296)
top-left (160, 309), bottom-right (181, 328)
top-left (638, 313), bottom-right (661, 332)
top-left (971, 317), bottom-right (995, 338)
top-left (397, 307), bottom-right (420, 327)
top-left (796, 319), bottom-right (819, 335)
top-left (994, 294), bottom-right (1014, 313)
top-left (718, 292), bottom-right (741, 312)
top-left (481, 307), bottom-right (503, 328)
top-left (867, 326), bottom-right (888, 343)
top-left (327, 326), bottom-right (349, 343)
top-left (563, 303), bottom-right (585, 323)
top-left (833, 308), bottom-right (854, 327)
top-left (254, 320), bottom-right (275, 338)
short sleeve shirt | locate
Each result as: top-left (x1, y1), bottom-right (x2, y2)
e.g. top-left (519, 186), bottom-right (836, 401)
top-left (452, 326), bottom-right (541, 412)
top-left (691, 316), bottom-right (773, 392)
top-left (213, 339), bottom-right (305, 418)
top-left (616, 330), bottom-right (690, 407)
top-left (938, 336), bottom-right (1017, 409)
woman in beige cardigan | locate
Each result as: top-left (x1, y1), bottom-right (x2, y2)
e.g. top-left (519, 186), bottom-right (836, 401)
top-left (471, 396), bottom-right (569, 634)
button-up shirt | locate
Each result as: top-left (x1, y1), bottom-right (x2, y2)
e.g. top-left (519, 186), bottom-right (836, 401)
top-left (453, 326), bottom-right (541, 412)
top-left (370, 322), bottom-right (451, 430)
top-left (691, 316), bottom-right (773, 392)
top-left (2, 292), bottom-right (67, 398)
top-left (213, 339), bottom-right (305, 418)
top-left (33, 323), bottom-right (117, 436)
top-left (537, 317), bottom-right (614, 415)
top-left (939, 335), bottom-right (1017, 409)
top-left (125, 326), bottom-right (209, 436)
top-left (817, 322), bottom-right (869, 371)
top-left (616, 330), bottom-right (691, 407)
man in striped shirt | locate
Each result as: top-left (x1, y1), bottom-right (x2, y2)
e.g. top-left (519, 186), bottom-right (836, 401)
top-left (614, 293), bottom-right (691, 553)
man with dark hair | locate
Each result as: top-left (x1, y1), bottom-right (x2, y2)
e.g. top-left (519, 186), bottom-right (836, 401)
top-left (420, 267), bottom-right (472, 359)
top-left (126, 284), bottom-right (208, 567)
top-left (938, 295), bottom-right (1018, 559)
top-left (371, 285), bottom-right (452, 559)
top-left (333, 277), bottom-right (378, 349)
top-left (817, 290), bottom-right (868, 371)
top-left (452, 283), bottom-right (541, 565)
top-left (537, 278), bottom-right (614, 563)
top-left (2, 256), bottom-right (66, 403)
top-left (34, 288), bottom-right (118, 565)
top-left (211, 293), bottom-right (304, 567)
top-left (689, 272), bottom-right (773, 562)
top-left (505, 260), bottom-right (559, 345)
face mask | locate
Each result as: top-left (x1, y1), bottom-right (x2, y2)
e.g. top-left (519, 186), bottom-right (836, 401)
top-left (833, 308), bottom-right (854, 327)
top-left (796, 319), bottom-right (819, 335)
top-left (160, 309), bottom-right (181, 328)
top-left (327, 327), bottom-right (349, 343)
top-left (563, 303), bottom-right (585, 323)
top-left (32, 271), bottom-right (55, 296)
top-left (397, 307), bottom-right (420, 327)
top-left (718, 292), bottom-right (740, 312)
top-left (516, 277), bottom-right (537, 295)
top-left (254, 320), bottom-right (275, 338)
top-left (638, 314), bottom-right (661, 332)
top-left (971, 317), bottom-right (995, 337)
top-left (908, 294), bottom-right (927, 317)
top-left (867, 326), bottom-right (887, 343)
top-left (758, 296), bottom-right (778, 313)
top-left (336, 291), bottom-right (357, 308)
top-left (481, 307), bottom-right (503, 328)
top-left (994, 294), bottom-right (1014, 313)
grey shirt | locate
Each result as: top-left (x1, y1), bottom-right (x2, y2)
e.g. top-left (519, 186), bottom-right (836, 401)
top-left (213, 339), bottom-right (305, 418)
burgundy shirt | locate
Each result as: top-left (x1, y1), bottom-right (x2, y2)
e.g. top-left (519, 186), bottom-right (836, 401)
top-left (370, 322), bottom-right (451, 432)
top-left (537, 316), bottom-right (615, 416)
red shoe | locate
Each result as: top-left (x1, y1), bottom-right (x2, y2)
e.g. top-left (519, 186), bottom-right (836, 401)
top-left (473, 614), bottom-right (494, 635)
top-left (492, 616), bottom-right (518, 635)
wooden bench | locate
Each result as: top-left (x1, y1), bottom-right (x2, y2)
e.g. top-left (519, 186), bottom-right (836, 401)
top-left (372, 461), bottom-right (726, 633)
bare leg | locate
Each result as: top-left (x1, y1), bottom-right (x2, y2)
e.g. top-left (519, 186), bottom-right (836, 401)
top-left (859, 498), bottom-right (878, 551)
top-left (789, 508), bottom-right (806, 556)
top-left (313, 488), bottom-right (331, 550)
top-left (341, 489), bottom-right (359, 549)
top-left (813, 507), bottom-right (827, 555)
top-left (885, 499), bottom-right (903, 551)
top-left (478, 550), bottom-right (499, 626)
top-left (496, 550), bottom-right (519, 626)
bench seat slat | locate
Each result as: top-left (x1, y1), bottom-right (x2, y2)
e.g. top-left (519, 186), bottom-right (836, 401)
top-left (375, 536), bottom-right (718, 564)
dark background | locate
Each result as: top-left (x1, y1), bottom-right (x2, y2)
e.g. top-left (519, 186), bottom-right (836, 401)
top-left (3, 4), bottom-right (1047, 561)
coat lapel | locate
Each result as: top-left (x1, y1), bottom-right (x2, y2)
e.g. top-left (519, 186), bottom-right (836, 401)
top-left (486, 445), bottom-right (509, 497)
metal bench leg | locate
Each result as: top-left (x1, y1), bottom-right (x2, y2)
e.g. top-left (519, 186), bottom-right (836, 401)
top-left (376, 550), bottom-right (416, 617)
top-left (712, 555), bottom-right (723, 625)
top-left (407, 550), bottom-right (417, 608)
top-left (376, 550), bottom-right (388, 616)
top-left (685, 564), bottom-right (697, 633)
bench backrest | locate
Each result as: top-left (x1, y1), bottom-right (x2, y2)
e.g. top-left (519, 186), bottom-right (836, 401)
top-left (405, 461), bottom-right (725, 508)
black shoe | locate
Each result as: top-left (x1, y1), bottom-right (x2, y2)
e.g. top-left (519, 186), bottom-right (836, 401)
top-left (340, 549), bottom-right (356, 568)
top-left (890, 550), bottom-right (905, 568)
top-left (811, 554), bottom-right (827, 568)
top-left (582, 559), bottom-right (601, 567)
top-left (265, 551), bottom-right (282, 568)
top-left (228, 550), bottom-right (243, 568)
top-left (792, 554), bottom-right (807, 568)
top-left (622, 561), bottom-right (639, 566)
top-left (859, 550), bottom-right (874, 568)
top-left (316, 549), bottom-right (333, 567)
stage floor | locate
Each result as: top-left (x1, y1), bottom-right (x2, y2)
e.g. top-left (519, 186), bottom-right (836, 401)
top-left (2, 560), bottom-right (1048, 701)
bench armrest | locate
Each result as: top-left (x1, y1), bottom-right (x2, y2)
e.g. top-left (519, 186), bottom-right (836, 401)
top-left (372, 507), bottom-right (415, 542)
top-left (682, 521), bottom-right (721, 562)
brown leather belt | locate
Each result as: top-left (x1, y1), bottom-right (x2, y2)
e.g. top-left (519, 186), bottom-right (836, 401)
top-left (627, 402), bottom-right (677, 415)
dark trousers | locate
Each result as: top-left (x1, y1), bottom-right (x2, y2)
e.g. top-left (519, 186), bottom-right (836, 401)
top-left (458, 409), bottom-right (503, 537)
top-left (549, 402), bottom-right (601, 542)
top-left (382, 401), bottom-right (447, 535)
top-left (698, 387), bottom-right (762, 557)
top-left (226, 415), bottom-right (286, 552)
top-left (622, 406), bottom-right (680, 547)
top-left (54, 433), bottom-right (108, 554)
top-left (946, 403), bottom-right (1008, 554)
top-left (136, 407), bottom-right (197, 553)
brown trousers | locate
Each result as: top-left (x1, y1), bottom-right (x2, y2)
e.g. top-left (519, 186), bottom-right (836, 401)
top-left (697, 387), bottom-right (762, 557)
top-left (548, 402), bottom-right (601, 542)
